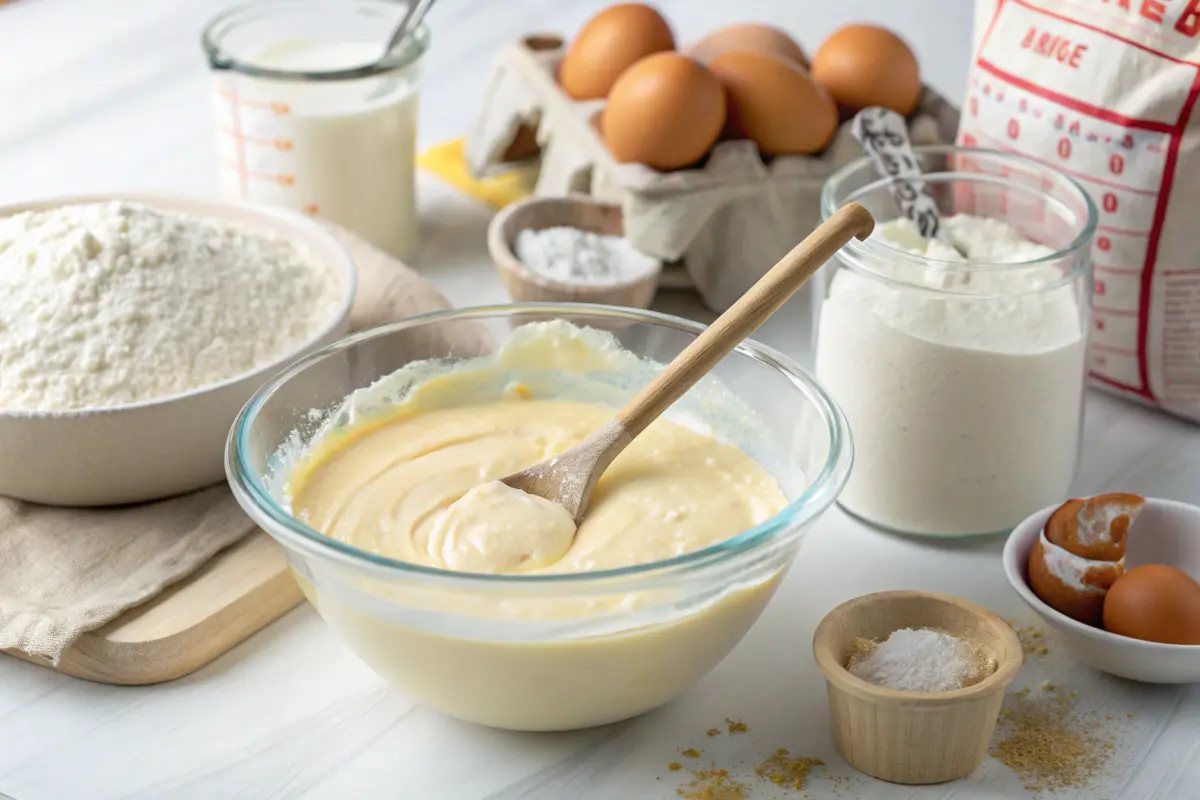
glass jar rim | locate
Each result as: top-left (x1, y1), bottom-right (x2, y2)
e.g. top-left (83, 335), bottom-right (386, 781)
top-left (820, 145), bottom-right (1099, 291)
top-left (201, 0), bottom-right (430, 82)
top-left (226, 303), bottom-right (854, 592)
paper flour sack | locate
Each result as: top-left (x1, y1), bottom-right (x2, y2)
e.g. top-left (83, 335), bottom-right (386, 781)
top-left (961, 0), bottom-right (1200, 422)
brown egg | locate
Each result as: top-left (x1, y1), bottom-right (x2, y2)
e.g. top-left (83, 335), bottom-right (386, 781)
top-left (602, 53), bottom-right (726, 170)
top-left (686, 23), bottom-right (808, 68)
top-left (708, 51), bottom-right (837, 156)
top-left (1103, 564), bottom-right (1200, 645)
top-left (559, 4), bottom-right (676, 100)
top-left (810, 24), bottom-right (922, 116)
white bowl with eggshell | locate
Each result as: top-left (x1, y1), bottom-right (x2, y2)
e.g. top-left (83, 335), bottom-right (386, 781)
top-left (1003, 497), bottom-right (1200, 684)
top-left (0, 193), bottom-right (356, 507)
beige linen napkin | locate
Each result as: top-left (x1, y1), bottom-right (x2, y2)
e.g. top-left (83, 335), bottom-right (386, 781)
top-left (0, 223), bottom-right (454, 663)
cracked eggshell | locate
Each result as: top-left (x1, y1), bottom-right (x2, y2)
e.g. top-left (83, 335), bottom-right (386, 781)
top-left (1028, 533), bottom-right (1124, 627)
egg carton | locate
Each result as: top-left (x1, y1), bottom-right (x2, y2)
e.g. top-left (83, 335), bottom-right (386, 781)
top-left (465, 33), bottom-right (961, 312)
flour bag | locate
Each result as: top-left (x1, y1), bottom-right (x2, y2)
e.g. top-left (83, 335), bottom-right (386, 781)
top-left (961, 0), bottom-right (1200, 422)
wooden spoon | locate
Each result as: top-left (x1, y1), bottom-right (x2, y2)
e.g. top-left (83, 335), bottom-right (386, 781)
top-left (501, 202), bottom-right (875, 523)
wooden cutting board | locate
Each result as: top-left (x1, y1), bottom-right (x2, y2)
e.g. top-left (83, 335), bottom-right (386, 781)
top-left (7, 531), bottom-right (303, 685)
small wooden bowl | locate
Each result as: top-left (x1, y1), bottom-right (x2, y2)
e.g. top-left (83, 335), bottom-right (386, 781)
top-left (487, 194), bottom-right (661, 308)
top-left (812, 590), bottom-right (1023, 785)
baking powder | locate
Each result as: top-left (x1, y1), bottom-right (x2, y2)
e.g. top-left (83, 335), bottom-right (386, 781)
top-left (515, 226), bottom-right (658, 285)
top-left (0, 201), bottom-right (341, 411)
top-left (814, 215), bottom-right (1087, 536)
top-left (848, 627), bottom-right (994, 693)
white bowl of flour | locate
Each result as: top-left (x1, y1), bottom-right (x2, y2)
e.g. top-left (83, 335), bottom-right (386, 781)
top-left (0, 194), bottom-right (356, 506)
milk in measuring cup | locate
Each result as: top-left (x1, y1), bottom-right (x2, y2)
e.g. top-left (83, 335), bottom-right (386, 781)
top-left (211, 39), bottom-right (420, 261)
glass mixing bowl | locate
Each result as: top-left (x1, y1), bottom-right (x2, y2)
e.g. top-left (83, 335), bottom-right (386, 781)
top-left (226, 305), bottom-right (852, 731)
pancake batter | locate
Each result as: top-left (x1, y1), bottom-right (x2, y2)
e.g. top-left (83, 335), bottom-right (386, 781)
top-left (274, 320), bottom-right (802, 731)
top-left (289, 399), bottom-right (787, 574)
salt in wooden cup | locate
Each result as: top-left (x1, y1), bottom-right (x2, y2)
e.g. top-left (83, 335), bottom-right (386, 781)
top-left (487, 194), bottom-right (661, 309)
top-left (812, 590), bottom-right (1024, 785)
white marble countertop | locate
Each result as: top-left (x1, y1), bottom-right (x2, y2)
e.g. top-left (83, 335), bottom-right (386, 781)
top-left (1, 1), bottom-right (1198, 798)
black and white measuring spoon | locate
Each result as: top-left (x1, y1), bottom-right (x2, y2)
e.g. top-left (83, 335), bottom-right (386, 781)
top-left (850, 107), bottom-right (962, 254)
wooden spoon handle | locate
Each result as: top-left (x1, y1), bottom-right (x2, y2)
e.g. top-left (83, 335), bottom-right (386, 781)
top-left (616, 202), bottom-right (875, 438)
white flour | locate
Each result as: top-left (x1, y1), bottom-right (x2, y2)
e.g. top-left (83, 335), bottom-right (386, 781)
top-left (0, 201), bottom-right (341, 411)
top-left (815, 215), bottom-right (1087, 536)
top-left (515, 226), bottom-right (658, 285)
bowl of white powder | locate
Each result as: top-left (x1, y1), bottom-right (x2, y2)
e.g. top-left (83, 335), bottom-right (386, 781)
top-left (488, 194), bottom-right (661, 309)
top-left (0, 194), bottom-right (355, 506)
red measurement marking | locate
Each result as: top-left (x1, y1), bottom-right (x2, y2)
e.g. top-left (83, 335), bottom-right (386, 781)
top-left (1095, 265), bottom-right (1143, 275)
top-left (1091, 373), bottom-right (1145, 394)
top-left (1098, 224), bottom-right (1149, 236)
top-left (217, 126), bottom-right (294, 152)
top-left (1097, 236), bottom-right (1112, 251)
top-left (1092, 343), bottom-right (1139, 357)
top-left (214, 83), bottom-right (288, 114)
top-left (218, 157), bottom-right (294, 185)
top-left (1162, 268), bottom-right (1200, 276)
top-left (1096, 279), bottom-right (1107, 296)
top-left (217, 84), bottom-right (250, 199)
top-left (1096, 317), bottom-right (1107, 330)
top-left (976, 59), bottom-right (1175, 134)
top-left (966, 129), bottom-right (1159, 195)
top-left (1094, 306), bottom-right (1139, 318)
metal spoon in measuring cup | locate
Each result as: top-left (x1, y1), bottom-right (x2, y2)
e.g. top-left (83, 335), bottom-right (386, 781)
top-left (382, 0), bottom-right (438, 58)
top-left (850, 107), bottom-right (964, 255)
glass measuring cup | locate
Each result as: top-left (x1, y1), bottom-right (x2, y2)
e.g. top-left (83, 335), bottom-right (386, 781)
top-left (202, 0), bottom-right (429, 262)
top-left (813, 146), bottom-right (1097, 538)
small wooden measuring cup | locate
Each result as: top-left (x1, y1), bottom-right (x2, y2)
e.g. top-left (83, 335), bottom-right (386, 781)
top-left (813, 590), bottom-right (1024, 785)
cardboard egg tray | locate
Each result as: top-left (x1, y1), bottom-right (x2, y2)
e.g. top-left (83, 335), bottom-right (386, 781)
top-left (465, 33), bottom-right (961, 311)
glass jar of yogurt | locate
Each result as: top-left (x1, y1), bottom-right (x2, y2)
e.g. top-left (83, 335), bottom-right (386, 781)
top-left (813, 146), bottom-right (1097, 537)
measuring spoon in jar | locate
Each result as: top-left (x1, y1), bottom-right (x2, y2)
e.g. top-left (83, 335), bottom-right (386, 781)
top-left (850, 106), bottom-right (964, 256)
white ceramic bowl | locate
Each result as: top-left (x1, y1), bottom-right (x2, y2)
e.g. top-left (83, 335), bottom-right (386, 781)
top-left (0, 193), bottom-right (356, 506)
top-left (1003, 497), bottom-right (1200, 683)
